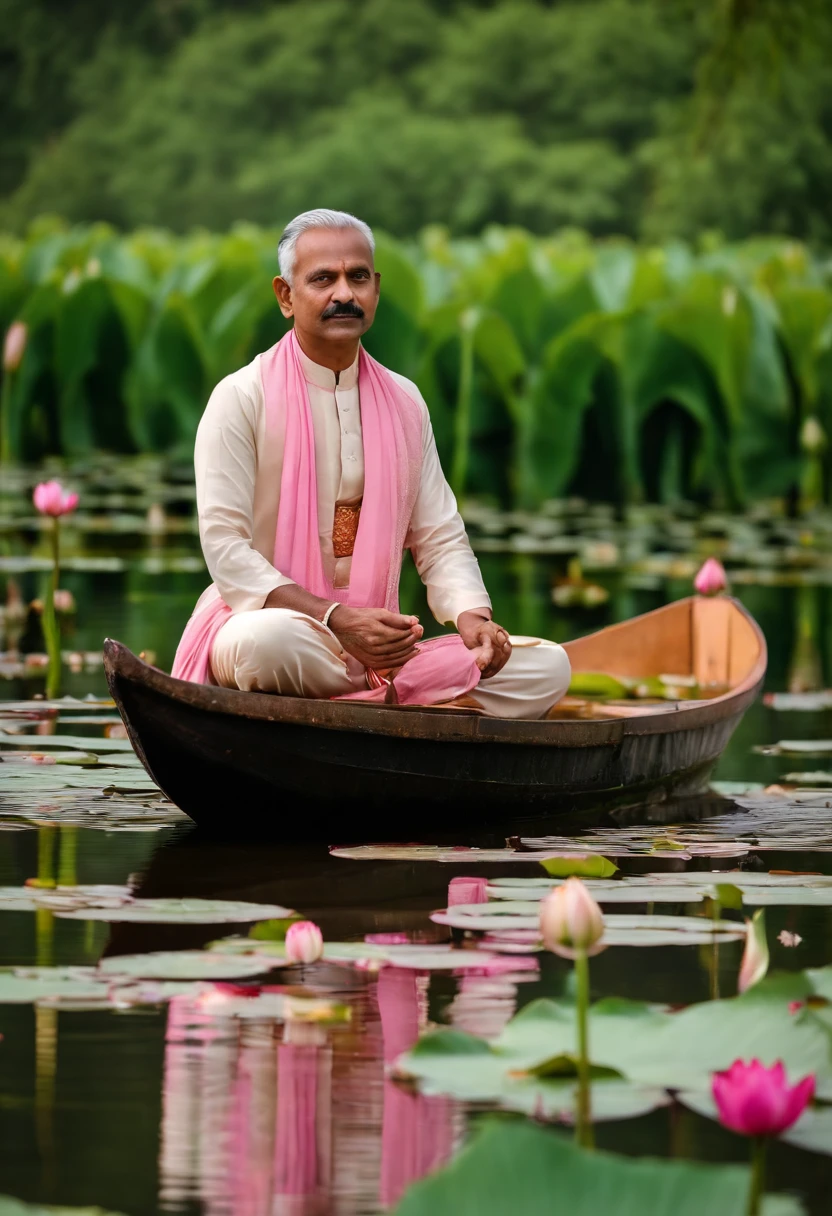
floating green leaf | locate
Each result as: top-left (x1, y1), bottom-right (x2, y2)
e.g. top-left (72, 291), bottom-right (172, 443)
top-left (539, 856), bottom-right (619, 879)
top-left (97, 951), bottom-right (275, 981)
top-left (394, 1119), bottom-right (802, 1216)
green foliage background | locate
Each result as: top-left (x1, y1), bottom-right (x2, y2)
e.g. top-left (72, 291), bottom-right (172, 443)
top-left (2, 0), bottom-right (832, 508)
top-left (1, 0), bottom-right (831, 241)
top-left (3, 220), bottom-right (831, 509)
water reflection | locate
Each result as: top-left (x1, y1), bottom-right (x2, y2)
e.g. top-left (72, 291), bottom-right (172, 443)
top-left (156, 965), bottom-right (472, 1214)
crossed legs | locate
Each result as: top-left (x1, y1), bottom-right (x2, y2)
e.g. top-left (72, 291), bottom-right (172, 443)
top-left (210, 608), bottom-right (571, 721)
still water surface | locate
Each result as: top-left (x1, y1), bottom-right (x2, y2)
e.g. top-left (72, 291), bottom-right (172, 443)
top-left (1, 464), bottom-right (832, 1213)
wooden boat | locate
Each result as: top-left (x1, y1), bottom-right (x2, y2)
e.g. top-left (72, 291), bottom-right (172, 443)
top-left (103, 595), bottom-right (766, 837)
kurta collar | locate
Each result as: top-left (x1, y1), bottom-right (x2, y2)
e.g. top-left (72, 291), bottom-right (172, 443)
top-left (296, 340), bottom-right (361, 391)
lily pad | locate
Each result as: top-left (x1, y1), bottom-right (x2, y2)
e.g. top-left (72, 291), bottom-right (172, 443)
top-left (0, 967), bottom-right (110, 1006)
top-left (98, 952), bottom-right (276, 981)
top-left (0, 734), bottom-right (134, 753)
top-left (539, 855), bottom-right (619, 879)
top-left (486, 879), bottom-right (707, 904)
top-left (329, 845), bottom-right (560, 864)
top-left (208, 936), bottom-right (528, 972)
top-left (57, 898), bottom-right (294, 923)
top-left (764, 691), bottom-right (832, 711)
top-left (394, 1118), bottom-right (802, 1216)
top-left (432, 904), bottom-right (744, 945)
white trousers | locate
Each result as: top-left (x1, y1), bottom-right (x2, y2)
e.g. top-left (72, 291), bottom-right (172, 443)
top-left (210, 609), bottom-right (571, 721)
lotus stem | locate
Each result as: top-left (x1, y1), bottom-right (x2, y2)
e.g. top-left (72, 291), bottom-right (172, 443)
top-left (711, 896), bottom-right (721, 1000)
top-left (747, 1136), bottom-right (766, 1216)
top-left (574, 948), bottom-right (594, 1149)
top-left (0, 369), bottom-right (12, 465)
top-left (43, 517), bottom-right (61, 700)
top-left (57, 826), bottom-right (78, 887)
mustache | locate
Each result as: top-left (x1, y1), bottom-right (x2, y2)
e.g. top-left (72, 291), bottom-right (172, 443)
top-left (321, 300), bottom-right (365, 320)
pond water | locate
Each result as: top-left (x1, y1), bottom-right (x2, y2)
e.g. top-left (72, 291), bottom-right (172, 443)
top-left (1, 461), bottom-right (832, 1214)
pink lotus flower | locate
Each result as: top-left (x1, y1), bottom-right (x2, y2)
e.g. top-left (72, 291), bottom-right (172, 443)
top-left (284, 920), bottom-right (324, 964)
top-left (3, 321), bottom-right (27, 372)
top-left (448, 876), bottom-right (488, 906)
top-left (33, 481), bottom-right (79, 518)
top-left (540, 877), bottom-right (605, 958)
top-left (712, 1059), bottom-right (814, 1137)
top-left (694, 557), bottom-right (728, 596)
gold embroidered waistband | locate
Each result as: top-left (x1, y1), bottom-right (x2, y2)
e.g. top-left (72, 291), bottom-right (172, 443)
top-left (333, 503), bottom-right (361, 558)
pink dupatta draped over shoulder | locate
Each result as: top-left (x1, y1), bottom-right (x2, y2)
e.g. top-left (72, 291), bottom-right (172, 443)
top-left (171, 330), bottom-right (481, 706)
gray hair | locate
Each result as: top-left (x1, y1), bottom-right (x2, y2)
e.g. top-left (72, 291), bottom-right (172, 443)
top-left (277, 209), bottom-right (375, 285)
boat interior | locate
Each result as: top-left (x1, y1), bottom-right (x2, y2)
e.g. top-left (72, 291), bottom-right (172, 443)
top-left (549, 596), bottom-right (766, 721)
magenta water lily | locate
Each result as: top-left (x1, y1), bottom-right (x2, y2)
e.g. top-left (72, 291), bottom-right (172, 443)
top-left (713, 1059), bottom-right (815, 1138)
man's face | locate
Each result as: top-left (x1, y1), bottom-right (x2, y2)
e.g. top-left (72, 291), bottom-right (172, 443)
top-left (273, 227), bottom-right (380, 345)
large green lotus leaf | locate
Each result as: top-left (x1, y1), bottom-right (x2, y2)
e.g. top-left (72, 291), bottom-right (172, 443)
top-left (394, 1119), bottom-right (802, 1216)
top-left (398, 1031), bottom-right (666, 1120)
top-left (482, 979), bottom-right (831, 1097)
top-left (539, 856), bottom-right (619, 879)
top-left (57, 898), bottom-right (293, 923)
top-left (97, 951), bottom-right (275, 980)
top-left (624, 979), bottom-right (832, 1098)
top-left (806, 965), bottom-right (832, 1001)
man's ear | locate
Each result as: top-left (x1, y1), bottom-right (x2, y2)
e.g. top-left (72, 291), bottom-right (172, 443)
top-left (273, 276), bottom-right (294, 318)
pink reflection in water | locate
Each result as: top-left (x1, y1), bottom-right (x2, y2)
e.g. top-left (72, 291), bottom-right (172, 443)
top-left (157, 962), bottom-right (529, 1213)
top-left (377, 967), bottom-right (455, 1209)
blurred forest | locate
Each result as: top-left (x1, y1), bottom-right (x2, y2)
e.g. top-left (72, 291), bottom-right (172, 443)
top-left (2, 0), bottom-right (832, 240)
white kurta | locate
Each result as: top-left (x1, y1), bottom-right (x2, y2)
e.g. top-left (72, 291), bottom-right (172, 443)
top-left (197, 340), bottom-right (571, 719)
top-left (194, 342), bottom-right (489, 624)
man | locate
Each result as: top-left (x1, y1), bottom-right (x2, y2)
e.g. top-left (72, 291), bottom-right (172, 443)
top-left (172, 208), bottom-right (570, 719)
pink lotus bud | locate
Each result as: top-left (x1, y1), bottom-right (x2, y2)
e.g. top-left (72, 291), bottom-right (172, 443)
top-left (448, 876), bottom-right (488, 906)
top-left (284, 920), bottom-right (324, 964)
top-left (694, 557), bottom-right (727, 597)
top-left (712, 1059), bottom-right (814, 1137)
top-left (738, 909), bottom-right (769, 994)
top-left (53, 589), bottom-right (76, 613)
top-left (3, 321), bottom-right (27, 372)
top-left (33, 480), bottom-right (80, 518)
top-left (539, 877), bottom-right (605, 958)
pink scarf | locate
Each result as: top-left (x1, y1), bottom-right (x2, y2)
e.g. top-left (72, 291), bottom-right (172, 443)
top-left (171, 330), bottom-right (481, 706)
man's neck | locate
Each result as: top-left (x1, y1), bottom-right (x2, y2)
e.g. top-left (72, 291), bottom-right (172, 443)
top-left (294, 329), bottom-right (359, 374)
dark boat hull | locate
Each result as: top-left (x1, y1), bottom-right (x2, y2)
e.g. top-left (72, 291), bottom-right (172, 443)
top-left (105, 642), bottom-right (757, 837)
